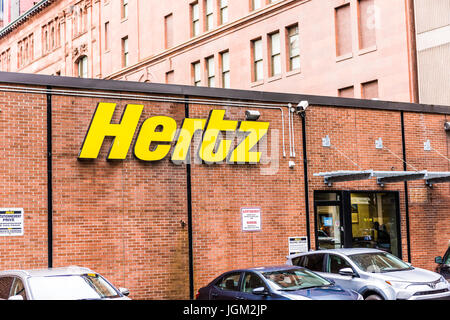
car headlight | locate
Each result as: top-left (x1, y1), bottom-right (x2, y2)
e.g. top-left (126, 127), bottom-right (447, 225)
top-left (439, 276), bottom-right (448, 285)
top-left (385, 280), bottom-right (410, 289)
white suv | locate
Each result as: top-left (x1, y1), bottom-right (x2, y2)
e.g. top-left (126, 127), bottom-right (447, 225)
top-left (286, 248), bottom-right (450, 300)
top-left (0, 266), bottom-right (131, 300)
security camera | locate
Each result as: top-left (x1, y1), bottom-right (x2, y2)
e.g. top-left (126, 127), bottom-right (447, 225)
top-left (245, 110), bottom-right (261, 121)
top-left (445, 122), bottom-right (450, 132)
top-left (296, 100), bottom-right (309, 113)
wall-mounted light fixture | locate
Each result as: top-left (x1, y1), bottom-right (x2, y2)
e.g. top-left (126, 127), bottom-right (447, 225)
top-left (245, 110), bottom-right (261, 121)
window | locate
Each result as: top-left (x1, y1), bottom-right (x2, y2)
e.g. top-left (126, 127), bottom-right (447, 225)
top-left (338, 86), bottom-right (354, 98)
top-left (335, 3), bottom-right (352, 57)
top-left (327, 255), bottom-right (353, 274)
top-left (10, 278), bottom-right (27, 300)
top-left (242, 273), bottom-right (266, 293)
top-left (220, 50), bottom-right (230, 88)
top-left (358, 0), bottom-right (376, 49)
top-left (303, 253), bottom-right (325, 272)
top-left (122, 36), bottom-right (129, 67)
top-left (361, 80), bottom-right (378, 99)
top-left (216, 273), bottom-right (241, 291)
top-left (104, 22), bottom-right (110, 51)
top-left (192, 61), bottom-right (201, 86)
top-left (42, 27), bottom-right (49, 54)
top-left (269, 32), bottom-right (281, 77)
top-left (205, 0), bottom-right (214, 31)
top-left (252, 0), bottom-right (262, 10)
top-left (206, 56), bottom-right (215, 87)
top-left (164, 14), bottom-right (174, 49)
top-left (166, 70), bottom-right (174, 84)
top-left (287, 24), bottom-right (300, 71)
top-left (77, 56), bottom-right (88, 78)
top-left (0, 277), bottom-right (14, 300)
top-left (219, 0), bottom-right (228, 25)
top-left (122, 0), bottom-right (129, 19)
top-left (191, 2), bottom-right (200, 37)
top-left (252, 38), bottom-right (263, 82)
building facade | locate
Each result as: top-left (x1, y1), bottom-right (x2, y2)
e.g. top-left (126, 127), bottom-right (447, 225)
top-left (414, 0), bottom-right (450, 105)
top-left (0, 0), bottom-right (417, 102)
top-left (0, 72), bottom-right (449, 300)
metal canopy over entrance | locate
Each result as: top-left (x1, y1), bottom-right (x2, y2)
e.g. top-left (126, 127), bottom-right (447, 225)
top-left (373, 171), bottom-right (427, 186)
top-left (314, 171), bottom-right (374, 186)
top-left (425, 172), bottom-right (450, 187)
top-left (314, 170), bottom-right (450, 186)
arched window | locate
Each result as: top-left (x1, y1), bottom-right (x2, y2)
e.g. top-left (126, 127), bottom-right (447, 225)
top-left (76, 56), bottom-right (88, 78)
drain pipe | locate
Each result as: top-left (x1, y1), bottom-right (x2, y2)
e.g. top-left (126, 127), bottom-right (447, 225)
top-left (185, 97), bottom-right (195, 299)
top-left (46, 86), bottom-right (53, 268)
top-left (298, 101), bottom-right (311, 250)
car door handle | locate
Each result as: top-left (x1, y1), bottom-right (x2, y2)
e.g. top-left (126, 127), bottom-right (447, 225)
top-left (236, 297), bottom-right (245, 300)
top-left (211, 293), bottom-right (218, 298)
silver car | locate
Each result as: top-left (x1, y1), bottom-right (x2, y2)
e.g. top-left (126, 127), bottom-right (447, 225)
top-left (0, 266), bottom-right (131, 300)
top-left (286, 248), bottom-right (450, 300)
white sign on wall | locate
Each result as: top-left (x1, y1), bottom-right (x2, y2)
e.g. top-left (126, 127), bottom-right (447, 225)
top-left (241, 207), bottom-right (261, 232)
top-left (0, 208), bottom-right (24, 236)
top-left (289, 236), bottom-right (308, 255)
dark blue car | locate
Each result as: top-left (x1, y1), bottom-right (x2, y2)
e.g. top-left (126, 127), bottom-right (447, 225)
top-left (196, 265), bottom-right (362, 300)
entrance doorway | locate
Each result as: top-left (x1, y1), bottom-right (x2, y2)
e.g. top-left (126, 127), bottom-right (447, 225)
top-left (314, 191), bottom-right (401, 257)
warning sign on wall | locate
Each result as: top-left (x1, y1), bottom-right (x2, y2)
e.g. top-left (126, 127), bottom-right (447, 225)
top-left (288, 236), bottom-right (308, 255)
top-left (0, 208), bottom-right (24, 236)
top-left (241, 207), bottom-right (261, 232)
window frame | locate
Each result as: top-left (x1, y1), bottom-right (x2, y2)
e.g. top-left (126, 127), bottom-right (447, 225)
top-left (122, 36), bottom-right (129, 68)
top-left (191, 2), bottom-right (200, 37)
top-left (205, 0), bottom-right (214, 31)
top-left (220, 50), bottom-right (230, 88)
top-left (122, 0), bottom-right (129, 19)
top-left (286, 24), bottom-right (300, 72)
top-left (219, 0), bottom-right (228, 25)
top-left (192, 61), bottom-right (201, 86)
top-left (205, 55), bottom-right (215, 87)
top-left (268, 31), bottom-right (281, 77)
top-left (251, 37), bottom-right (263, 82)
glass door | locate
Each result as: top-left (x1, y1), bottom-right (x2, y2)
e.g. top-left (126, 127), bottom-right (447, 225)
top-left (314, 192), bottom-right (343, 249)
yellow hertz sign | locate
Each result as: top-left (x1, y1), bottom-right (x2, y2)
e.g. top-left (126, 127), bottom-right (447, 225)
top-left (78, 103), bottom-right (270, 164)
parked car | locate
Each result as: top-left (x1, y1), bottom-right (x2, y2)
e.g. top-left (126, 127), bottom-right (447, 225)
top-left (0, 266), bottom-right (131, 300)
top-left (435, 246), bottom-right (450, 280)
top-left (286, 248), bottom-right (450, 300)
top-left (196, 265), bottom-right (363, 300)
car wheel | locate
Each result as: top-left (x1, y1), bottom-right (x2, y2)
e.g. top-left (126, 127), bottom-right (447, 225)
top-left (365, 294), bottom-right (383, 300)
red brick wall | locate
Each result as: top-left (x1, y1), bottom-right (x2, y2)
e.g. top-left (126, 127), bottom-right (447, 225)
top-left (0, 87), bottom-right (48, 270)
top-left (0, 85), bottom-right (449, 300)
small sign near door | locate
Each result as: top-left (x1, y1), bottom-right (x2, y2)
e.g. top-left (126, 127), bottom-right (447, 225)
top-left (289, 236), bottom-right (308, 255)
top-left (241, 207), bottom-right (261, 232)
top-left (0, 208), bottom-right (24, 236)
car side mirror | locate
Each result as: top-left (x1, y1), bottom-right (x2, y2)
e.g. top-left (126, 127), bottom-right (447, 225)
top-left (119, 287), bottom-right (130, 296)
top-left (252, 287), bottom-right (268, 296)
top-left (8, 295), bottom-right (24, 301)
top-left (339, 268), bottom-right (356, 277)
top-left (435, 256), bottom-right (443, 264)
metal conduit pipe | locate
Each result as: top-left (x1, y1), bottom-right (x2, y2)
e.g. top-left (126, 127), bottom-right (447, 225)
top-left (0, 85), bottom-right (292, 158)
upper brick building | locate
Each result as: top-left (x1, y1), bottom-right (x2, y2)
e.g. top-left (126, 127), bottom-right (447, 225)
top-left (0, 0), bottom-right (418, 102)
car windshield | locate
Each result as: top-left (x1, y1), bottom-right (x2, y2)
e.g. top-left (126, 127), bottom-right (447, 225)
top-left (28, 274), bottom-right (121, 300)
top-left (262, 268), bottom-right (332, 291)
top-left (349, 252), bottom-right (412, 273)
